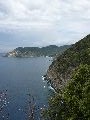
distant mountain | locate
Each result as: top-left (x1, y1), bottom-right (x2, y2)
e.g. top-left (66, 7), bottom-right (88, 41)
top-left (5, 45), bottom-right (71, 57)
top-left (46, 34), bottom-right (90, 90)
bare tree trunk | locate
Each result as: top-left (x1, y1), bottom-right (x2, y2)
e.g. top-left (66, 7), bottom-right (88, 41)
top-left (0, 90), bottom-right (10, 120)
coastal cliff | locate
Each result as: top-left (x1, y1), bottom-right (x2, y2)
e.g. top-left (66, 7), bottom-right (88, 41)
top-left (46, 34), bottom-right (90, 91)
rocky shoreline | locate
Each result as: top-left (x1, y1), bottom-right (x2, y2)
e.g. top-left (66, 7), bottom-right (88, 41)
top-left (42, 75), bottom-right (56, 93)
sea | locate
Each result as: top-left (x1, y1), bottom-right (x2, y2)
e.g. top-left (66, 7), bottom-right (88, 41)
top-left (0, 53), bottom-right (53, 120)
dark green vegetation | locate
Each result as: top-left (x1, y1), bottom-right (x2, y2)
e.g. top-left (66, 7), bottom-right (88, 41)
top-left (43, 64), bottom-right (90, 120)
top-left (44, 34), bottom-right (90, 120)
top-left (46, 34), bottom-right (90, 90)
top-left (5, 45), bottom-right (70, 57)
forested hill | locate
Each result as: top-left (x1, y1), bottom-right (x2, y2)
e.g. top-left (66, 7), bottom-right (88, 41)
top-left (46, 34), bottom-right (90, 90)
top-left (5, 45), bottom-right (70, 57)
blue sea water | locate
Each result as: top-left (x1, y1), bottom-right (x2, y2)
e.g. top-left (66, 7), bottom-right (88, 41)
top-left (0, 54), bottom-right (52, 120)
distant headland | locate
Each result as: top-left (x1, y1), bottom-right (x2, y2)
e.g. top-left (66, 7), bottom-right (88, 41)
top-left (5, 45), bottom-right (71, 57)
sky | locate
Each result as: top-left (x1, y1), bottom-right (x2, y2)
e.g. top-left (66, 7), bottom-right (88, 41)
top-left (0, 0), bottom-right (90, 52)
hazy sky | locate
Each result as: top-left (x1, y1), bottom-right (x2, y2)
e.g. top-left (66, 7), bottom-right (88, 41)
top-left (0, 0), bottom-right (90, 52)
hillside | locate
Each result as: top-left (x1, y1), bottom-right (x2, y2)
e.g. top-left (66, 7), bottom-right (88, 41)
top-left (46, 34), bottom-right (90, 91)
top-left (44, 64), bottom-right (90, 120)
top-left (5, 45), bottom-right (70, 57)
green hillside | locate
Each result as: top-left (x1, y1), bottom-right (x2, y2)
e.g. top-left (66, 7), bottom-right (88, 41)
top-left (43, 34), bottom-right (90, 120)
top-left (46, 34), bottom-right (90, 90)
top-left (5, 45), bottom-right (70, 57)
top-left (43, 64), bottom-right (90, 120)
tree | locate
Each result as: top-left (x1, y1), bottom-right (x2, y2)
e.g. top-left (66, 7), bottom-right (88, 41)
top-left (43, 64), bottom-right (90, 120)
top-left (0, 90), bottom-right (10, 120)
top-left (25, 94), bottom-right (43, 120)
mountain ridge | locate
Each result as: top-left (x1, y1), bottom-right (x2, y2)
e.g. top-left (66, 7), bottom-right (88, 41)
top-left (5, 45), bottom-right (71, 57)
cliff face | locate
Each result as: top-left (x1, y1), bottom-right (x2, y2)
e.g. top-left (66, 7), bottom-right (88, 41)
top-left (46, 34), bottom-right (90, 91)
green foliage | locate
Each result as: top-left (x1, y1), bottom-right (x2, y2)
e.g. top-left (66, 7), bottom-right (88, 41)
top-left (51, 34), bottom-right (90, 73)
top-left (46, 34), bottom-right (90, 91)
top-left (44, 64), bottom-right (90, 120)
